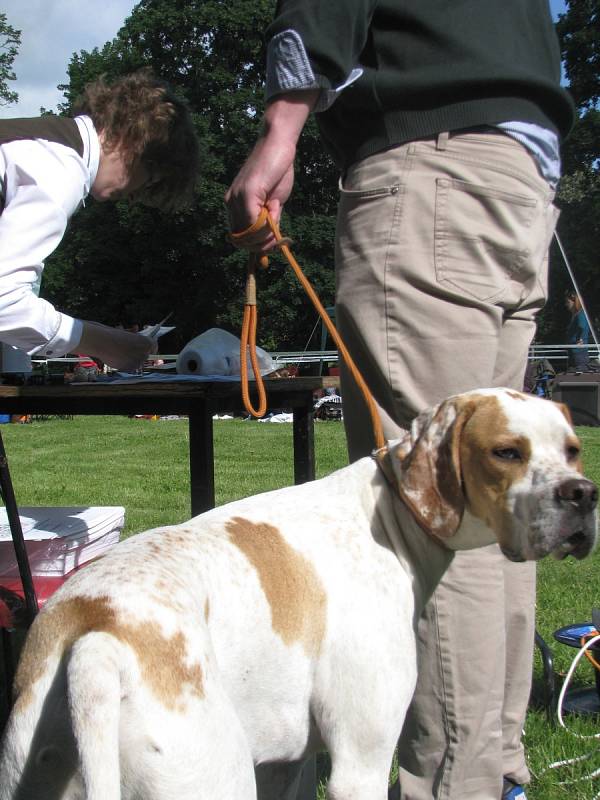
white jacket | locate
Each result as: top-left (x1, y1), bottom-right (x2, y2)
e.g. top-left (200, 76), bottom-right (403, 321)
top-left (0, 115), bottom-right (99, 356)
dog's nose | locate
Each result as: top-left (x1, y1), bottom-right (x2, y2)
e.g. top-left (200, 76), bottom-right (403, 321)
top-left (555, 478), bottom-right (598, 514)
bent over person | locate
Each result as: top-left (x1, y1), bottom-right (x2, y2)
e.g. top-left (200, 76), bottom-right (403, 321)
top-left (225, 2), bottom-right (574, 798)
top-left (0, 70), bottom-right (199, 372)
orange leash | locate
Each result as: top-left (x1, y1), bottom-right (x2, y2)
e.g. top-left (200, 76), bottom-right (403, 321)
top-left (230, 208), bottom-right (385, 451)
top-left (239, 254), bottom-right (268, 417)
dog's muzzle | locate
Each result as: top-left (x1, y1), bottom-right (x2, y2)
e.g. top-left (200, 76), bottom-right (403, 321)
top-left (552, 477), bottom-right (599, 560)
top-left (501, 476), bottom-right (598, 563)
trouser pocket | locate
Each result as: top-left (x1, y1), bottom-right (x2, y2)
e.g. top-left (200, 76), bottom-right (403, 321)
top-left (434, 177), bottom-right (542, 303)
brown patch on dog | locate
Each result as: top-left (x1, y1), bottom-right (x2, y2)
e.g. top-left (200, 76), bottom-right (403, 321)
top-left (555, 406), bottom-right (585, 471)
top-left (14, 596), bottom-right (203, 712)
top-left (226, 517), bottom-right (326, 656)
top-left (555, 401), bottom-right (574, 425)
top-left (506, 391), bottom-right (527, 402)
top-left (204, 598), bottom-right (210, 621)
top-left (459, 395), bottom-right (530, 540)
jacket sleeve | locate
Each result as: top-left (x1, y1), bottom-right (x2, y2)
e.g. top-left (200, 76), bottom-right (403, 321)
top-left (0, 146), bottom-right (85, 357)
top-left (266, 1), bottom-right (378, 110)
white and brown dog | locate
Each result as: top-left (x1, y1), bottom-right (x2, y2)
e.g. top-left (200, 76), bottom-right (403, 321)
top-left (0, 389), bottom-right (597, 800)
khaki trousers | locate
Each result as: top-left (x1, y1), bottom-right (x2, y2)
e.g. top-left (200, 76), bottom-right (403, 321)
top-left (334, 131), bottom-right (558, 800)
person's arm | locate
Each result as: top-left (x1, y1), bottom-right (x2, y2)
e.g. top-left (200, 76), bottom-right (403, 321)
top-left (578, 310), bottom-right (592, 344)
top-left (225, 89), bottom-right (318, 249)
top-left (266, 1), bottom-right (375, 101)
top-left (76, 321), bottom-right (156, 372)
top-left (0, 176), bottom-right (76, 355)
top-left (0, 139), bottom-right (91, 357)
top-left (225, 3), bottom-right (374, 250)
top-left (0, 140), bottom-right (155, 372)
top-left (0, 181), bottom-right (155, 371)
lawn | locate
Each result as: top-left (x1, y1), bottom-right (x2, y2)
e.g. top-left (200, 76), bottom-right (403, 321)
top-left (1, 414), bottom-right (599, 799)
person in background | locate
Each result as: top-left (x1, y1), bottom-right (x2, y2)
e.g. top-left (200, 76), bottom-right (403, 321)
top-left (565, 289), bottom-right (592, 371)
top-left (225, 2), bottom-right (573, 798)
top-left (0, 69), bottom-right (199, 373)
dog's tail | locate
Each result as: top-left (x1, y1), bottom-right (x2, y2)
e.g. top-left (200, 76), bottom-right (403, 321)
top-left (0, 631), bottom-right (122, 800)
top-left (67, 632), bottom-right (122, 799)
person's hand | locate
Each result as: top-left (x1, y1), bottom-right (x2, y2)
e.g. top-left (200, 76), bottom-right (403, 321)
top-left (77, 321), bottom-right (157, 372)
top-left (225, 90), bottom-right (318, 253)
top-left (225, 136), bottom-right (295, 252)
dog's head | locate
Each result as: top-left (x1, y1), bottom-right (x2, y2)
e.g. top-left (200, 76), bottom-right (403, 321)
top-left (378, 388), bottom-right (598, 561)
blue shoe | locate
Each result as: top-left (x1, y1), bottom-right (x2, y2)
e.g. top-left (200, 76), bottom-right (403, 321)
top-left (502, 778), bottom-right (527, 800)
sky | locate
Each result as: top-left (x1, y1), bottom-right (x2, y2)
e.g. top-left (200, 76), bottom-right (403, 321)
top-left (2, 0), bottom-right (570, 120)
top-left (0, 0), bottom-right (137, 118)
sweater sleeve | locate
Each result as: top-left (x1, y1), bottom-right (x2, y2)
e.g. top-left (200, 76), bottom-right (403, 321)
top-left (266, 1), bottom-right (377, 110)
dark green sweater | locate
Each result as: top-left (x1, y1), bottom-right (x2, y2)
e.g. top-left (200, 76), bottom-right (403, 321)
top-left (268, 0), bottom-right (575, 170)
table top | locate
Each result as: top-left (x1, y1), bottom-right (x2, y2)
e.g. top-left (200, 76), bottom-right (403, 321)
top-left (0, 375), bottom-right (338, 398)
top-left (0, 375), bottom-right (340, 415)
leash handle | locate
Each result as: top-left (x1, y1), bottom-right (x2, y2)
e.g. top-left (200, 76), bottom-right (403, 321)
top-left (231, 209), bottom-right (385, 451)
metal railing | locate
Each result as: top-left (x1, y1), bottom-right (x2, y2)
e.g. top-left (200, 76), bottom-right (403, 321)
top-left (528, 344), bottom-right (600, 363)
top-left (27, 344), bottom-right (600, 374)
top-left (272, 344), bottom-right (600, 368)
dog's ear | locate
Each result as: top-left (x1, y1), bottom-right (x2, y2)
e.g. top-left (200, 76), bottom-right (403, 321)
top-left (555, 400), bottom-right (574, 426)
top-left (387, 398), bottom-right (476, 539)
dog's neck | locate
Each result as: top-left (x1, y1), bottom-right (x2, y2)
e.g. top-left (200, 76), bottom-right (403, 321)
top-left (368, 464), bottom-right (454, 624)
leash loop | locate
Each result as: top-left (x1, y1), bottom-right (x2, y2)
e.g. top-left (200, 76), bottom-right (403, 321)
top-left (239, 253), bottom-right (267, 417)
top-left (231, 209), bottom-right (385, 451)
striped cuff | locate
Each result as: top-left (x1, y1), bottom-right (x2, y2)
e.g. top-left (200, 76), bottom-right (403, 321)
top-left (266, 29), bottom-right (362, 112)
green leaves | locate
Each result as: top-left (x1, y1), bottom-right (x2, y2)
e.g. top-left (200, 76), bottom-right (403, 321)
top-left (0, 12), bottom-right (21, 107)
top-left (556, 0), bottom-right (600, 110)
top-left (44, 0), bottom-right (339, 356)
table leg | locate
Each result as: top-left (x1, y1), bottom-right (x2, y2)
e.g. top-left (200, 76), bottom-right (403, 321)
top-left (0, 432), bottom-right (37, 625)
top-left (189, 404), bottom-right (215, 515)
top-left (293, 399), bottom-right (315, 485)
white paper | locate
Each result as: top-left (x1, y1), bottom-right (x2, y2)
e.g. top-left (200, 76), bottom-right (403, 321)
top-left (0, 506), bottom-right (125, 577)
top-left (140, 313), bottom-right (174, 340)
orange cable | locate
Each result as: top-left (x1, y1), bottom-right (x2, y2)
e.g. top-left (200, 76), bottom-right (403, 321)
top-left (581, 633), bottom-right (600, 672)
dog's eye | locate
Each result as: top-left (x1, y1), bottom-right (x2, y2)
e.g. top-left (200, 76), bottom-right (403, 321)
top-left (493, 447), bottom-right (522, 461)
top-left (566, 445), bottom-right (580, 462)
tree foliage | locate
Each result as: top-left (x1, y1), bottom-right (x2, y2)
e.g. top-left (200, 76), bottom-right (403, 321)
top-left (44, 0), bottom-right (600, 354)
top-left (0, 12), bottom-right (21, 107)
top-left (556, 0), bottom-right (600, 109)
top-left (44, 0), bottom-right (338, 353)
top-left (543, 0), bottom-right (600, 343)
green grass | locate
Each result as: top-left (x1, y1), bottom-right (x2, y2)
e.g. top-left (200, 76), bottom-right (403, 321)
top-left (0, 415), bottom-right (348, 535)
top-left (1, 415), bottom-right (600, 799)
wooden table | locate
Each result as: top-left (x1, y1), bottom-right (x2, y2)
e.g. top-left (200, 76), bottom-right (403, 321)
top-left (0, 376), bottom-right (339, 515)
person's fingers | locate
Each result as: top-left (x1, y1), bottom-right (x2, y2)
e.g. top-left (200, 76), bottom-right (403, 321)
top-left (231, 232), bottom-right (279, 254)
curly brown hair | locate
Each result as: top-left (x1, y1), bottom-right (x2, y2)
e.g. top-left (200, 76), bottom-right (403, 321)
top-left (73, 69), bottom-right (199, 211)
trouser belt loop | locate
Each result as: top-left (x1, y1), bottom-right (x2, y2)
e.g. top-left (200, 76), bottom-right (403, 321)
top-left (436, 131), bottom-right (449, 151)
